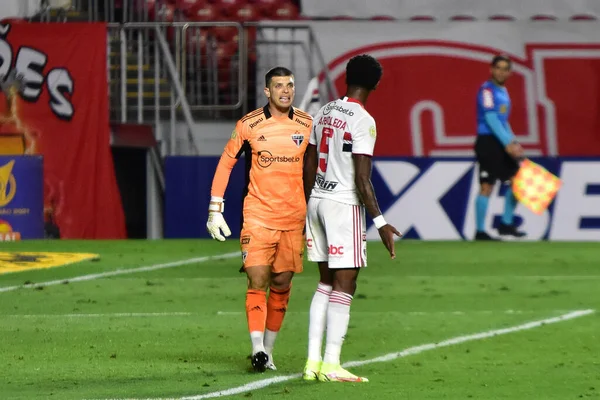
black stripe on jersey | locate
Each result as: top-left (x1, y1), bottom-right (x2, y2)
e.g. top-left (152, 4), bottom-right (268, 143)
top-left (263, 104), bottom-right (295, 120)
top-left (237, 139), bottom-right (252, 274)
top-left (235, 139), bottom-right (250, 159)
top-left (263, 104), bottom-right (271, 119)
top-left (241, 109), bottom-right (264, 123)
top-left (294, 111), bottom-right (312, 121)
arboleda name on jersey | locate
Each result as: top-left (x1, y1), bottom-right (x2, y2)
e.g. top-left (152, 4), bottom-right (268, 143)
top-left (366, 158), bottom-right (600, 241)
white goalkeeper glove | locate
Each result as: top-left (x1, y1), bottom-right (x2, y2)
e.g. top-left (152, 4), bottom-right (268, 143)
top-left (206, 196), bottom-right (231, 241)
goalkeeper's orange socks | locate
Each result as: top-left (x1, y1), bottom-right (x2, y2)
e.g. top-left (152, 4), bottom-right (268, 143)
top-left (264, 285), bottom-right (291, 355)
top-left (246, 289), bottom-right (267, 354)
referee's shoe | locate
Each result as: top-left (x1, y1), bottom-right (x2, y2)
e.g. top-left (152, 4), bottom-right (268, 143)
top-left (497, 223), bottom-right (526, 238)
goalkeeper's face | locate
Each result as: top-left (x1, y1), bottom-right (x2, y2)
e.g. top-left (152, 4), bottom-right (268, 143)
top-left (265, 76), bottom-right (295, 110)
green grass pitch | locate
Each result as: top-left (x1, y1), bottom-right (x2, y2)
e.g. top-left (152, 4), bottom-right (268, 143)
top-left (1, 240), bottom-right (599, 399)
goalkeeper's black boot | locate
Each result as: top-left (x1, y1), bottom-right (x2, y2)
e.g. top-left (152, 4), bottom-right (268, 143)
top-left (251, 351), bottom-right (269, 373)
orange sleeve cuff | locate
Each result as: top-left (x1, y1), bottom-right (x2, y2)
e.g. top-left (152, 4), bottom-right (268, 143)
top-left (211, 153), bottom-right (238, 198)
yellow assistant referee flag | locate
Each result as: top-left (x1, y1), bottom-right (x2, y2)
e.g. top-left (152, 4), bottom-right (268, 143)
top-left (512, 159), bottom-right (562, 215)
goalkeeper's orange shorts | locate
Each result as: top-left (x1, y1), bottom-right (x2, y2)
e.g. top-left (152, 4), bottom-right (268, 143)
top-left (240, 224), bottom-right (304, 273)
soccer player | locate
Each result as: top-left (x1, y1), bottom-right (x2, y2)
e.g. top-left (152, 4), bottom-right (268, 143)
top-left (474, 54), bottom-right (526, 241)
top-left (301, 55), bottom-right (401, 382)
top-left (206, 67), bottom-right (313, 372)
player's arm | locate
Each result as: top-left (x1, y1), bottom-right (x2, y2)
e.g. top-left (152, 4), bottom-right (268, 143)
top-left (206, 121), bottom-right (247, 241)
top-left (353, 155), bottom-right (382, 220)
top-left (480, 88), bottom-right (523, 159)
top-left (352, 120), bottom-right (401, 258)
top-left (303, 144), bottom-right (318, 203)
top-left (303, 124), bottom-right (319, 202)
top-left (479, 88), bottom-right (516, 144)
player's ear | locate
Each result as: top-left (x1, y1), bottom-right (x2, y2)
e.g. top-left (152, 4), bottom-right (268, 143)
top-left (263, 86), bottom-right (271, 99)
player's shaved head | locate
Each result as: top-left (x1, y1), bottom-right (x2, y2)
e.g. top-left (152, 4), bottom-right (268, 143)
top-left (265, 66), bottom-right (294, 87)
top-left (345, 54), bottom-right (383, 91)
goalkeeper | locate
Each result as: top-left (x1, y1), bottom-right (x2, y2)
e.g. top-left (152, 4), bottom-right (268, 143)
top-left (206, 66), bottom-right (313, 373)
top-left (474, 54), bottom-right (526, 241)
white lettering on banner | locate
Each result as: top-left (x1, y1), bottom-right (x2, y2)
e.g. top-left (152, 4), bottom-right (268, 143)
top-left (0, 24), bottom-right (75, 121)
top-left (462, 164), bottom-right (551, 241)
top-left (550, 162), bottom-right (600, 241)
top-left (368, 161), bottom-right (473, 240)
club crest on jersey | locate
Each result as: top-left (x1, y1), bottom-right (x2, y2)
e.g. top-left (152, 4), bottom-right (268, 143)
top-left (291, 132), bottom-right (304, 147)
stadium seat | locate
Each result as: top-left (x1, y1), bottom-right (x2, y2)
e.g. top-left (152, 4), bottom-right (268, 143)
top-left (270, 3), bottom-right (299, 20)
top-left (188, 3), bottom-right (219, 21)
top-left (185, 28), bottom-right (210, 55)
top-left (570, 14), bottom-right (597, 21)
top-left (233, 3), bottom-right (260, 21)
top-left (330, 15), bottom-right (355, 20)
top-left (252, 0), bottom-right (280, 18)
top-left (148, 2), bottom-right (175, 21)
top-left (371, 15), bottom-right (396, 21)
top-left (410, 15), bottom-right (435, 21)
top-left (214, 41), bottom-right (238, 70)
top-left (177, 0), bottom-right (206, 16)
top-left (450, 15), bottom-right (476, 21)
top-left (213, 0), bottom-right (246, 17)
top-left (211, 25), bottom-right (239, 42)
top-left (489, 15), bottom-right (516, 21)
top-left (530, 14), bottom-right (557, 21)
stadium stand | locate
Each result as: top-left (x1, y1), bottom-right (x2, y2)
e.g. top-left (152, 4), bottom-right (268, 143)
top-left (6, 0), bottom-right (599, 125)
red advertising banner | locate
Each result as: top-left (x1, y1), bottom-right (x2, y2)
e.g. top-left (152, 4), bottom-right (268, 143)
top-left (325, 41), bottom-right (600, 157)
top-left (285, 22), bottom-right (600, 157)
top-left (0, 22), bottom-right (125, 239)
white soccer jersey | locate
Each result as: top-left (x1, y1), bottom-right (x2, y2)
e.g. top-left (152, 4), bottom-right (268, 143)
top-left (309, 97), bottom-right (377, 205)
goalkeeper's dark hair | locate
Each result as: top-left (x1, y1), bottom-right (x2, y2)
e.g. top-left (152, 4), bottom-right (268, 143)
top-left (265, 66), bottom-right (294, 87)
top-left (491, 54), bottom-right (512, 68)
top-left (345, 54), bottom-right (383, 91)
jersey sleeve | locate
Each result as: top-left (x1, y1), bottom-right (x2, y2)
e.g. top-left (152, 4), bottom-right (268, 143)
top-left (223, 120), bottom-right (249, 158)
top-left (351, 116), bottom-right (377, 156)
top-left (478, 87), bottom-right (497, 112)
top-left (211, 120), bottom-right (249, 198)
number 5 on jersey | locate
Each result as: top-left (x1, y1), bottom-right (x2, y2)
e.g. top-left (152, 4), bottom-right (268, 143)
top-left (319, 127), bottom-right (334, 172)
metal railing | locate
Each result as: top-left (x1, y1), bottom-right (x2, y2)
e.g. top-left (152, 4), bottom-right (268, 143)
top-left (107, 22), bottom-right (245, 155)
top-left (34, 1), bottom-right (338, 154)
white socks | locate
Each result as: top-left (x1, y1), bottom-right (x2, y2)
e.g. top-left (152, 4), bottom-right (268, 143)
top-left (307, 282), bottom-right (333, 361)
top-left (250, 331), bottom-right (265, 355)
top-left (264, 329), bottom-right (277, 356)
top-left (323, 291), bottom-right (353, 365)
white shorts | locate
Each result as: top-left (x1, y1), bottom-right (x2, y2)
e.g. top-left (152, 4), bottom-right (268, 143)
top-left (306, 197), bottom-right (367, 269)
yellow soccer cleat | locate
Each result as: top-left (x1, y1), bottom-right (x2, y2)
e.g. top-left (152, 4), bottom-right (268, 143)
top-left (302, 359), bottom-right (322, 381)
top-left (317, 362), bottom-right (369, 383)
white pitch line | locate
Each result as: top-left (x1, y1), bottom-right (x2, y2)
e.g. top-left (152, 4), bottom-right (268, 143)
top-left (0, 251), bottom-right (240, 294)
top-left (216, 309), bottom-right (573, 316)
top-left (98, 309), bottom-right (594, 400)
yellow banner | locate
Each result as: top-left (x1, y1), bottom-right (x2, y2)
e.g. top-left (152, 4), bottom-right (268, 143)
top-left (0, 252), bottom-right (99, 274)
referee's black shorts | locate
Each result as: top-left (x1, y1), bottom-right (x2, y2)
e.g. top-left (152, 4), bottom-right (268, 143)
top-left (474, 134), bottom-right (520, 185)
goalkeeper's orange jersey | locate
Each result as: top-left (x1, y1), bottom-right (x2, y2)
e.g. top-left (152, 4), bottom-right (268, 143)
top-left (211, 105), bottom-right (313, 231)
